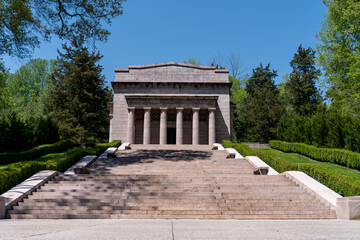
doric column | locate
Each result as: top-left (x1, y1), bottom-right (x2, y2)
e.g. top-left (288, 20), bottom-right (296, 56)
top-left (143, 107), bottom-right (151, 144)
top-left (127, 107), bottom-right (135, 144)
top-left (176, 107), bottom-right (184, 145)
top-left (208, 108), bottom-right (216, 145)
top-left (159, 107), bottom-right (167, 145)
top-left (192, 108), bottom-right (200, 145)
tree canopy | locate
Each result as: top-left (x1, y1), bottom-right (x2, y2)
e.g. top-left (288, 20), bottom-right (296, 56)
top-left (0, 0), bottom-right (125, 58)
top-left (317, 0), bottom-right (360, 113)
top-left (48, 39), bottom-right (111, 142)
top-left (284, 45), bottom-right (321, 116)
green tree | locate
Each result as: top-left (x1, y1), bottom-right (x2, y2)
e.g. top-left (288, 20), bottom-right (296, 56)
top-left (285, 45), bottom-right (322, 116)
top-left (183, 57), bottom-right (201, 65)
top-left (317, 0), bottom-right (360, 113)
top-left (5, 58), bottom-right (56, 119)
top-left (243, 63), bottom-right (285, 142)
top-left (48, 38), bottom-right (111, 142)
top-left (0, 0), bottom-right (124, 58)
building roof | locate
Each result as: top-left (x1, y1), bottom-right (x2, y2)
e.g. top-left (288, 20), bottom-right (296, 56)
top-left (113, 62), bottom-right (229, 83)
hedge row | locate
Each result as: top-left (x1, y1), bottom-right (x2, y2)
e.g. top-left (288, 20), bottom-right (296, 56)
top-left (221, 140), bottom-right (255, 157)
top-left (269, 140), bottom-right (360, 171)
top-left (0, 140), bottom-right (74, 166)
top-left (0, 140), bottom-right (121, 194)
top-left (221, 141), bottom-right (360, 196)
top-left (255, 150), bottom-right (360, 197)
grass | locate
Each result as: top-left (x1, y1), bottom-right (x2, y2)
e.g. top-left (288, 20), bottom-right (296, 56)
top-left (0, 163), bottom-right (10, 170)
top-left (255, 148), bottom-right (360, 180)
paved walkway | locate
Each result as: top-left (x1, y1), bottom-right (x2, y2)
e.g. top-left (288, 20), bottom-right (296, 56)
top-left (0, 219), bottom-right (359, 240)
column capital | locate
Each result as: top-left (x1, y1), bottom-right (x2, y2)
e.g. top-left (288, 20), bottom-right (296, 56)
top-left (160, 107), bottom-right (168, 111)
top-left (143, 107), bottom-right (152, 111)
top-left (192, 107), bottom-right (200, 111)
top-left (208, 108), bottom-right (216, 112)
top-left (176, 107), bottom-right (184, 111)
top-left (128, 107), bottom-right (136, 111)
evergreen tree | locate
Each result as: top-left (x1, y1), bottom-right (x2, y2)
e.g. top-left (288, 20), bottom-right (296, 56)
top-left (243, 63), bottom-right (285, 142)
top-left (285, 45), bottom-right (321, 115)
top-left (48, 39), bottom-right (111, 142)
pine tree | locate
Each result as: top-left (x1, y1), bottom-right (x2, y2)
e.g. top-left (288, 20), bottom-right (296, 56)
top-left (243, 63), bottom-right (285, 142)
top-left (285, 45), bottom-right (321, 116)
top-left (48, 39), bottom-right (111, 142)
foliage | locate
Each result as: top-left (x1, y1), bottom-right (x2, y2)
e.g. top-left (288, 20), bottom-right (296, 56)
top-left (270, 140), bottom-right (360, 171)
top-left (48, 38), bottom-right (111, 142)
top-left (222, 140), bottom-right (233, 148)
top-left (223, 140), bottom-right (360, 196)
top-left (0, 140), bottom-right (73, 165)
top-left (284, 45), bottom-right (322, 116)
top-left (255, 149), bottom-right (360, 196)
top-left (0, 113), bottom-right (59, 152)
top-left (277, 110), bottom-right (360, 152)
top-left (229, 75), bottom-right (248, 142)
top-left (0, 140), bottom-right (121, 194)
top-left (0, 0), bottom-right (125, 58)
top-left (316, 0), bottom-right (360, 113)
top-left (183, 57), bottom-right (201, 66)
top-left (241, 63), bottom-right (285, 142)
top-left (4, 58), bottom-right (56, 119)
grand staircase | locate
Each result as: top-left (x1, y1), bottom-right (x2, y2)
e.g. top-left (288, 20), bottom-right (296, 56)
top-left (6, 145), bottom-right (336, 219)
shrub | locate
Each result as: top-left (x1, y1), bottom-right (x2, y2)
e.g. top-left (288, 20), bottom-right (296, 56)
top-left (233, 143), bottom-right (255, 157)
top-left (0, 140), bottom-right (122, 194)
top-left (270, 140), bottom-right (360, 171)
top-left (256, 150), bottom-right (360, 196)
top-left (0, 140), bottom-right (73, 165)
top-left (221, 140), bottom-right (233, 148)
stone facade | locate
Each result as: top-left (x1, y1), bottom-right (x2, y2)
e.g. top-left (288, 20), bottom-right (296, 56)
top-left (109, 62), bottom-right (232, 145)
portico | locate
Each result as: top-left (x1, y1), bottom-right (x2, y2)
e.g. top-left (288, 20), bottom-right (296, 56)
top-left (109, 62), bottom-right (232, 145)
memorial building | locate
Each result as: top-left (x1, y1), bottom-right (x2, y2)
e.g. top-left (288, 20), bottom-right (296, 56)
top-left (109, 62), bottom-right (232, 145)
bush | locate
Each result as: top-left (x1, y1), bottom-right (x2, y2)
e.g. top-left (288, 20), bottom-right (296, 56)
top-left (270, 140), bottom-right (360, 171)
top-left (221, 140), bottom-right (256, 157)
top-left (0, 114), bottom-right (59, 153)
top-left (0, 140), bottom-right (73, 165)
top-left (222, 140), bottom-right (360, 196)
top-left (221, 140), bottom-right (233, 148)
top-left (0, 140), bottom-right (122, 194)
top-left (277, 110), bottom-right (360, 153)
top-left (233, 143), bottom-right (255, 157)
top-left (256, 150), bottom-right (360, 196)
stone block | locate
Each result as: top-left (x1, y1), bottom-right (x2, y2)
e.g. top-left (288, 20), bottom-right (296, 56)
top-left (0, 196), bottom-right (4, 219)
top-left (245, 156), bottom-right (279, 175)
top-left (253, 167), bottom-right (269, 175)
top-left (336, 196), bottom-right (360, 220)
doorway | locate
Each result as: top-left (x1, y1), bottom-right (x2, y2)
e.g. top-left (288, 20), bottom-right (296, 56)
top-left (167, 128), bottom-right (176, 144)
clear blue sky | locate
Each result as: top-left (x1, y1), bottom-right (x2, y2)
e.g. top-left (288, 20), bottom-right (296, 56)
top-left (3, 0), bottom-right (327, 85)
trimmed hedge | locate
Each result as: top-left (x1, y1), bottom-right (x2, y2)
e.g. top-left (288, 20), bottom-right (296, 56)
top-left (221, 140), bottom-right (360, 196)
top-left (0, 140), bottom-right (121, 194)
top-left (0, 140), bottom-right (73, 165)
top-left (221, 140), bottom-right (255, 157)
top-left (256, 150), bottom-right (360, 197)
top-left (270, 140), bottom-right (360, 171)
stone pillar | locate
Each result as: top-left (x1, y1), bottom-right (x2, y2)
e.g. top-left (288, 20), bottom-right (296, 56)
top-left (176, 107), bottom-right (184, 145)
top-left (143, 107), bottom-right (151, 144)
top-left (192, 108), bottom-right (200, 145)
top-left (127, 107), bottom-right (135, 144)
top-left (208, 108), bottom-right (216, 145)
top-left (160, 107), bottom-right (167, 145)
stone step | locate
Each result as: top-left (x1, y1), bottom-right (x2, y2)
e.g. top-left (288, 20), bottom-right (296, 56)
top-left (6, 213), bottom-right (336, 220)
top-left (13, 203), bottom-right (330, 212)
top-left (7, 209), bottom-right (335, 216)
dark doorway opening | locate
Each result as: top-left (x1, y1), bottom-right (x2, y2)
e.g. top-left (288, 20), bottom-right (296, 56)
top-left (167, 128), bottom-right (176, 144)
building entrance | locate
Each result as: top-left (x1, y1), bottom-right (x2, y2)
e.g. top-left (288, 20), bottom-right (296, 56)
top-left (167, 128), bottom-right (176, 144)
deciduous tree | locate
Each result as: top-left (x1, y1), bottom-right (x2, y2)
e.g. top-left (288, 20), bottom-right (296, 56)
top-left (0, 0), bottom-right (124, 58)
top-left (317, 0), bottom-right (360, 113)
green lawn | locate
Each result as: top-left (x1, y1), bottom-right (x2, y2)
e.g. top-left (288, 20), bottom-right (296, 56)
top-left (255, 148), bottom-right (360, 180)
